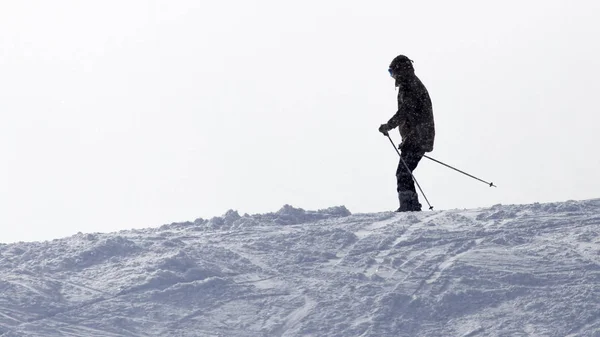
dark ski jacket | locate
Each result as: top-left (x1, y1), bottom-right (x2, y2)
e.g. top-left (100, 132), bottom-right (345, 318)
top-left (387, 73), bottom-right (435, 153)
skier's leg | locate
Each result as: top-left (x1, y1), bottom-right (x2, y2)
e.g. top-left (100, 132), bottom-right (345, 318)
top-left (396, 150), bottom-right (424, 211)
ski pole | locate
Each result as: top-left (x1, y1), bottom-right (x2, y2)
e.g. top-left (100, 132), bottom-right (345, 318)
top-left (423, 155), bottom-right (496, 187)
top-left (385, 134), bottom-right (434, 210)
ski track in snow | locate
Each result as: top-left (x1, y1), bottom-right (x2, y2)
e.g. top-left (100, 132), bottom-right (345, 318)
top-left (1, 201), bottom-right (600, 336)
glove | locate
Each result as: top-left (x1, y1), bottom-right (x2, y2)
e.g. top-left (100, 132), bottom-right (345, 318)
top-left (378, 123), bottom-right (391, 136)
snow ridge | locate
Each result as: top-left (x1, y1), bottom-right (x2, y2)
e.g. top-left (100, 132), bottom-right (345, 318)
top-left (1, 200), bottom-right (600, 336)
top-left (161, 205), bottom-right (352, 231)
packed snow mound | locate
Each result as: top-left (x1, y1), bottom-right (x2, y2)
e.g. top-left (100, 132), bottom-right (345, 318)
top-left (169, 205), bottom-right (352, 231)
top-left (1, 201), bottom-right (600, 336)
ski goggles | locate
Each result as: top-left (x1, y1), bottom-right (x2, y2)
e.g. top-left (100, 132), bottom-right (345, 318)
top-left (388, 68), bottom-right (396, 78)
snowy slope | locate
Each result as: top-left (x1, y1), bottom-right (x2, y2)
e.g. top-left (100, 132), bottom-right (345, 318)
top-left (1, 200), bottom-right (600, 337)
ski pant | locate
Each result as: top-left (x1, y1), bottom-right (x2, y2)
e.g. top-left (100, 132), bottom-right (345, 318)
top-left (396, 149), bottom-right (424, 209)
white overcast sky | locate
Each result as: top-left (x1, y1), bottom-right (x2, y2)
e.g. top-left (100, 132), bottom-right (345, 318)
top-left (1, 0), bottom-right (599, 243)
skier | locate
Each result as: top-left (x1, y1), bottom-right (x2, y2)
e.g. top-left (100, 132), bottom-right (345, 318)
top-left (378, 55), bottom-right (435, 212)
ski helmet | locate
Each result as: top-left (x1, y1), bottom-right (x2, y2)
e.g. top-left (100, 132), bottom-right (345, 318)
top-left (389, 55), bottom-right (414, 76)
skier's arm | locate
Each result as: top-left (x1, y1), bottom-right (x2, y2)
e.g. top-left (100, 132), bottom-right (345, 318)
top-left (386, 109), bottom-right (406, 130)
top-left (379, 94), bottom-right (413, 135)
top-left (379, 108), bottom-right (406, 136)
top-left (388, 94), bottom-right (420, 129)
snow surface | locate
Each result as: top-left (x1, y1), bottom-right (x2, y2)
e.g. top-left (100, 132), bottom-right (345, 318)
top-left (1, 199), bottom-right (600, 337)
